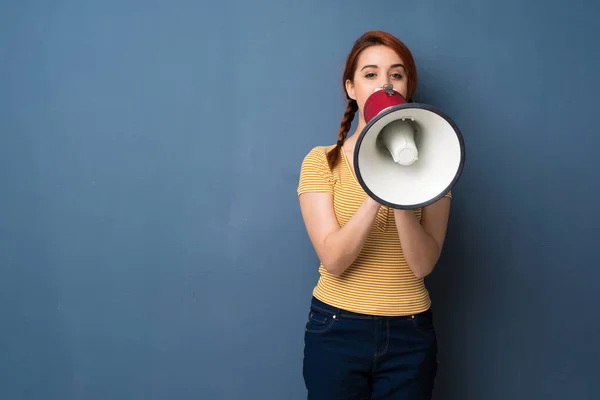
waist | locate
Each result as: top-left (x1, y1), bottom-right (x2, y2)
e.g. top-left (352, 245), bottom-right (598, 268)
top-left (310, 296), bottom-right (432, 320)
top-left (312, 273), bottom-right (431, 316)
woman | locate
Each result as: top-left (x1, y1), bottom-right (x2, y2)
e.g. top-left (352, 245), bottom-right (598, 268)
top-left (297, 30), bottom-right (452, 399)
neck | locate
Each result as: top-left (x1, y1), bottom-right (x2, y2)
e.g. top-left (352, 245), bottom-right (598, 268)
top-left (342, 115), bottom-right (367, 154)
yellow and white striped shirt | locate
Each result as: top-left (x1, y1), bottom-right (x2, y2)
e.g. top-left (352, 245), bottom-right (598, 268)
top-left (297, 144), bottom-right (451, 316)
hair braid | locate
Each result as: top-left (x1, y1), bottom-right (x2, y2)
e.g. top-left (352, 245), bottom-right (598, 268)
top-left (326, 99), bottom-right (358, 170)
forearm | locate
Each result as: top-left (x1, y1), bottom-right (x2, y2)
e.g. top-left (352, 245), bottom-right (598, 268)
top-left (394, 210), bottom-right (441, 278)
top-left (321, 197), bottom-right (380, 276)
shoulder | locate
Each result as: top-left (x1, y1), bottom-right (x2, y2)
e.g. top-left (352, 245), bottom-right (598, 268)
top-left (297, 144), bottom-right (337, 195)
top-left (299, 144), bottom-right (337, 171)
top-left (301, 144), bottom-right (337, 162)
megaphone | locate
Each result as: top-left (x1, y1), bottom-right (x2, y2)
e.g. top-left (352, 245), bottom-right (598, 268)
top-left (354, 84), bottom-right (465, 209)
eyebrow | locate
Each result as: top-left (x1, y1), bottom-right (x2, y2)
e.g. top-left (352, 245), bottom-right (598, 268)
top-left (361, 63), bottom-right (406, 71)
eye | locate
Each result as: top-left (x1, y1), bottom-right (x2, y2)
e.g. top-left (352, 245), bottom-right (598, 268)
top-left (365, 72), bottom-right (376, 78)
top-left (391, 73), bottom-right (403, 79)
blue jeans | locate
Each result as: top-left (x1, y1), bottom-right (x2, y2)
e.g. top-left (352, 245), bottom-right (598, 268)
top-left (303, 296), bottom-right (438, 399)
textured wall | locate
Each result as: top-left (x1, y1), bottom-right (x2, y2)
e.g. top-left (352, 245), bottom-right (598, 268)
top-left (1, 1), bottom-right (598, 399)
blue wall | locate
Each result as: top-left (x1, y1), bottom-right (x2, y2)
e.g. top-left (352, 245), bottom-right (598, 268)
top-left (1, 1), bottom-right (598, 399)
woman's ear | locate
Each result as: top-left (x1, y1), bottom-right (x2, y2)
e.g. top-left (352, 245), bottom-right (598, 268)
top-left (345, 79), bottom-right (356, 100)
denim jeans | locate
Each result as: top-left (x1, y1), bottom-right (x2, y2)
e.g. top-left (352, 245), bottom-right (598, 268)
top-left (303, 296), bottom-right (438, 400)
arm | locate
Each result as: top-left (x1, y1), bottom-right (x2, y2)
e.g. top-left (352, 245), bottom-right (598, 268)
top-left (393, 196), bottom-right (451, 279)
top-left (299, 193), bottom-right (380, 276)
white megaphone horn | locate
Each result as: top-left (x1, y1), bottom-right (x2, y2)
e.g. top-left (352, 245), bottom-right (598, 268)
top-left (353, 84), bottom-right (465, 209)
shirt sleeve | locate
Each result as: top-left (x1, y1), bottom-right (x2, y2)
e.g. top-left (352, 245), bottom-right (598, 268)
top-left (297, 147), bottom-right (335, 196)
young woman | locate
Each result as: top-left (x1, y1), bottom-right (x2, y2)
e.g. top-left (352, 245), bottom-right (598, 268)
top-left (297, 30), bottom-right (452, 399)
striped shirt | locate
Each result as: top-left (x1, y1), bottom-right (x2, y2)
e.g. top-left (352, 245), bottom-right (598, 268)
top-left (297, 144), bottom-right (451, 316)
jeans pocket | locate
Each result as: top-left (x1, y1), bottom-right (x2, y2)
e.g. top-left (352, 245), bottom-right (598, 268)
top-left (411, 311), bottom-right (436, 337)
top-left (305, 307), bottom-right (335, 334)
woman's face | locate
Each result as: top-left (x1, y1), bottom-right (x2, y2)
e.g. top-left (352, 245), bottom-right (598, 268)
top-left (345, 45), bottom-right (408, 119)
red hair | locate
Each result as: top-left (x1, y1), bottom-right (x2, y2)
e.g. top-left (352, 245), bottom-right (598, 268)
top-left (326, 30), bottom-right (418, 170)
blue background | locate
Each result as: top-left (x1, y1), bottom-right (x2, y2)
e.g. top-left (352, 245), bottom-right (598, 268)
top-left (1, 0), bottom-right (598, 399)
